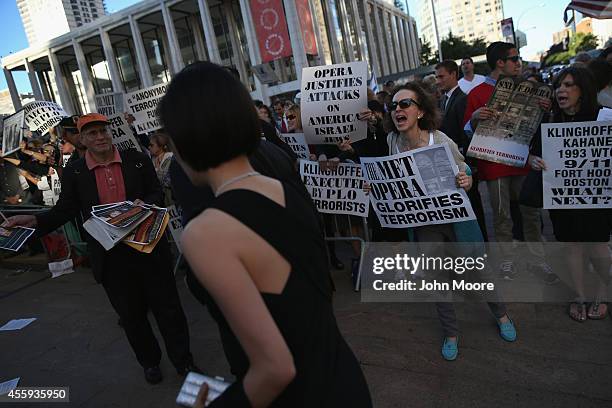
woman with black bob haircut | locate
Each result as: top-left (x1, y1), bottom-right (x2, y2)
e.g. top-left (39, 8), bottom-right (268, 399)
top-left (158, 61), bottom-right (372, 407)
top-left (160, 62), bottom-right (261, 172)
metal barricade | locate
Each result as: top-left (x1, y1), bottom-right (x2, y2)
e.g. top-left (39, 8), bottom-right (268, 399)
top-left (321, 214), bottom-right (370, 291)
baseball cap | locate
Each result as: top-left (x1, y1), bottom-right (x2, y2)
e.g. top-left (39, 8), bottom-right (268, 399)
top-left (77, 113), bottom-right (110, 133)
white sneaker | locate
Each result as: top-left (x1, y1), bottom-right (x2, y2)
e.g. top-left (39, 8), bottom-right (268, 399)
top-left (500, 261), bottom-right (517, 281)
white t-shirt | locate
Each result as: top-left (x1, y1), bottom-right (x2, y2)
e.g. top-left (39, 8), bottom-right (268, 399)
top-left (458, 74), bottom-right (486, 95)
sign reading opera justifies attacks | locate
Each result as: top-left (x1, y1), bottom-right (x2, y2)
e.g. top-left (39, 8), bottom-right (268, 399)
top-left (301, 61), bottom-right (367, 144)
top-left (125, 83), bottom-right (168, 133)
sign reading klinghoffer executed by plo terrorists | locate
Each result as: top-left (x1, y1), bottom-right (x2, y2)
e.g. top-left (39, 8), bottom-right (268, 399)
top-left (1, 110), bottom-right (25, 157)
top-left (280, 133), bottom-right (309, 159)
top-left (467, 77), bottom-right (552, 167)
top-left (125, 83), bottom-right (168, 133)
top-left (300, 161), bottom-right (369, 217)
top-left (361, 144), bottom-right (476, 228)
top-left (542, 121), bottom-right (612, 209)
top-left (106, 113), bottom-right (142, 153)
top-left (301, 61), bottom-right (367, 144)
top-left (95, 92), bottom-right (125, 116)
top-left (22, 101), bottom-right (68, 136)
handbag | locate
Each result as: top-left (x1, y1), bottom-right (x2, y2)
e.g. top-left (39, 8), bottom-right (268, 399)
top-left (519, 169), bottom-right (543, 208)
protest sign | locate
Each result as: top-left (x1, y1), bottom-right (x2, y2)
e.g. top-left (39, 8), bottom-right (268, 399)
top-left (0, 227), bottom-right (35, 252)
top-left (361, 144), bottom-right (476, 228)
top-left (300, 161), bottom-right (369, 217)
top-left (168, 205), bottom-right (184, 252)
top-left (467, 77), bottom-right (552, 167)
top-left (22, 101), bottom-right (67, 136)
top-left (95, 92), bottom-right (125, 116)
top-left (301, 61), bottom-right (367, 144)
top-left (125, 83), bottom-right (168, 133)
top-left (542, 121), bottom-right (612, 209)
top-left (106, 113), bottom-right (142, 152)
top-left (280, 133), bottom-right (309, 159)
top-left (1, 110), bottom-right (25, 156)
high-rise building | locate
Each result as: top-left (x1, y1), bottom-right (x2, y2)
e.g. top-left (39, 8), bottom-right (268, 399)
top-left (418, 0), bottom-right (505, 56)
top-left (17, 0), bottom-right (107, 45)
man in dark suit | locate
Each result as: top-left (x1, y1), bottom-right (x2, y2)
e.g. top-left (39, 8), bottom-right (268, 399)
top-left (3, 113), bottom-right (198, 384)
top-left (435, 60), bottom-right (488, 240)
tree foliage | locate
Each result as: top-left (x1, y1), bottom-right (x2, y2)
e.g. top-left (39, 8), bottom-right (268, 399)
top-left (544, 32), bottom-right (600, 66)
top-left (440, 32), bottom-right (488, 61)
top-left (419, 41), bottom-right (437, 66)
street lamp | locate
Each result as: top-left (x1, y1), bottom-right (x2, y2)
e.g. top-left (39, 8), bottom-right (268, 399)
top-left (516, 3), bottom-right (545, 48)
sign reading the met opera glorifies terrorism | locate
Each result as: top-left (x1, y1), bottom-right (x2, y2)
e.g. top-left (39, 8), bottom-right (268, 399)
top-left (467, 77), bottom-right (552, 167)
top-left (300, 161), bottom-right (369, 217)
top-left (360, 144), bottom-right (476, 228)
top-left (95, 92), bottom-right (125, 116)
top-left (542, 121), bottom-right (612, 209)
top-left (22, 101), bottom-right (67, 136)
top-left (106, 113), bottom-right (142, 153)
top-left (125, 83), bottom-right (168, 133)
top-left (280, 133), bottom-right (309, 159)
top-left (301, 61), bottom-right (367, 144)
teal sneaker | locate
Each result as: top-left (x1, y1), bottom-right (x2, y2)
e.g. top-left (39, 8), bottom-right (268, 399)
top-left (441, 337), bottom-right (459, 361)
top-left (497, 317), bottom-right (517, 342)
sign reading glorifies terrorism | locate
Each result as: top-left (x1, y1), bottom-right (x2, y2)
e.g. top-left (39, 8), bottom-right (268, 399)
top-left (301, 61), bottom-right (367, 144)
top-left (280, 133), bottom-right (310, 159)
top-left (95, 92), bottom-right (125, 116)
top-left (300, 161), bottom-right (369, 217)
top-left (467, 76), bottom-right (552, 167)
top-left (125, 83), bottom-right (168, 133)
top-left (106, 113), bottom-right (142, 152)
top-left (22, 101), bottom-right (67, 136)
top-left (542, 121), bottom-right (612, 209)
top-left (360, 144), bottom-right (476, 228)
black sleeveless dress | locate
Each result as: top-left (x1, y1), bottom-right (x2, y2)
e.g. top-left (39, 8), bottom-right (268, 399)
top-left (203, 182), bottom-right (372, 407)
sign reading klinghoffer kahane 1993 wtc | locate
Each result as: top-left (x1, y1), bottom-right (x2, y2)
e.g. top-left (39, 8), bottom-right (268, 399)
top-left (361, 144), bottom-right (476, 228)
top-left (300, 161), bottom-right (369, 217)
top-left (125, 83), bottom-right (168, 133)
top-left (542, 121), bottom-right (612, 209)
top-left (280, 133), bottom-right (309, 159)
top-left (300, 61), bottom-right (367, 144)
top-left (467, 77), bottom-right (552, 167)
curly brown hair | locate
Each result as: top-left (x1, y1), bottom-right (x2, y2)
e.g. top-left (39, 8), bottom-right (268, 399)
top-left (384, 82), bottom-right (441, 133)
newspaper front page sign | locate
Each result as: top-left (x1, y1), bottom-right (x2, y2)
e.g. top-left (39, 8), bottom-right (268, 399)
top-left (95, 92), bottom-right (125, 116)
top-left (1, 110), bottom-right (25, 156)
top-left (22, 101), bottom-right (67, 136)
top-left (125, 83), bottom-right (168, 133)
top-left (301, 61), bottom-right (367, 144)
top-left (300, 161), bottom-right (369, 217)
top-left (361, 144), bottom-right (476, 228)
top-left (107, 113), bottom-right (142, 152)
top-left (467, 77), bottom-right (552, 167)
top-left (542, 121), bottom-right (612, 209)
top-left (280, 133), bottom-right (309, 159)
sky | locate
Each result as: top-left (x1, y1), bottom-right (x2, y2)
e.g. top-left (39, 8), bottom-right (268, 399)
top-left (404, 0), bottom-right (572, 61)
top-left (0, 0), bottom-right (577, 94)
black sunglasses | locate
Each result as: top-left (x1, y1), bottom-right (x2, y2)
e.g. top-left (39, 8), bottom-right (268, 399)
top-left (389, 98), bottom-right (420, 111)
top-left (286, 114), bottom-right (296, 120)
top-left (503, 55), bottom-right (521, 63)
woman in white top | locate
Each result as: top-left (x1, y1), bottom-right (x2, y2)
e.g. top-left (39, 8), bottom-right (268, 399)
top-left (386, 82), bottom-right (516, 361)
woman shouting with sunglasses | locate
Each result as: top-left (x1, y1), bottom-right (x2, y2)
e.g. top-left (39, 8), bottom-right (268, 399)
top-left (386, 82), bottom-right (516, 361)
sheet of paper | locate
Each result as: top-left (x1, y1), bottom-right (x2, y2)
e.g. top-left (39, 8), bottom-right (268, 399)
top-left (0, 378), bottom-right (20, 395)
top-left (0, 318), bottom-right (36, 331)
top-left (597, 107), bottom-right (612, 121)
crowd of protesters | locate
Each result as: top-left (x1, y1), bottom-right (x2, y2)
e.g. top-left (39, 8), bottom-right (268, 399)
top-left (1, 39), bottom-right (611, 406)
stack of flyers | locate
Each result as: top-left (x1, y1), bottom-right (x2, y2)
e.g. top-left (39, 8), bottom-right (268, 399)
top-left (0, 226), bottom-right (35, 252)
top-left (125, 207), bottom-right (168, 245)
top-left (92, 202), bottom-right (150, 228)
top-left (84, 201), bottom-right (170, 252)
